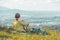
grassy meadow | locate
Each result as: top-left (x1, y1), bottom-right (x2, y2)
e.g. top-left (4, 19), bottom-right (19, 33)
top-left (0, 26), bottom-right (59, 40)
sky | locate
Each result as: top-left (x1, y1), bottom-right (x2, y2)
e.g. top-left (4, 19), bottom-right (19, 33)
top-left (0, 0), bottom-right (60, 11)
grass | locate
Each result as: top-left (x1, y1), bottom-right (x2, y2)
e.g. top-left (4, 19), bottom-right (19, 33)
top-left (0, 26), bottom-right (59, 40)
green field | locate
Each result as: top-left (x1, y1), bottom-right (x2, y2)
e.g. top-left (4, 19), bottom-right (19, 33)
top-left (0, 27), bottom-right (59, 40)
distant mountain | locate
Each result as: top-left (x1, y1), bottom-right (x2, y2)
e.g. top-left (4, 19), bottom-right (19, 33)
top-left (0, 6), bottom-right (60, 16)
top-left (0, 7), bottom-right (10, 10)
top-left (0, 7), bottom-right (22, 14)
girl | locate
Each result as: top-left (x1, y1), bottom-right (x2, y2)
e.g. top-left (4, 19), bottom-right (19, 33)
top-left (13, 13), bottom-right (29, 32)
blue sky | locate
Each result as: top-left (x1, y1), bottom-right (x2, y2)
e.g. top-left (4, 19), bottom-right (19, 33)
top-left (0, 0), bottom-right (60, 11)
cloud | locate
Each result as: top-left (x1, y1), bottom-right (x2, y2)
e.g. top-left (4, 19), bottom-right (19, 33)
top-left (0, 0), bottom-right (60, 11)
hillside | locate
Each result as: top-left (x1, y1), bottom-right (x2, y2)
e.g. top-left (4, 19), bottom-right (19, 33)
top-left (0, 7), bottom-right (60, 40)
top-left (0, 27), bottom-right (59, 40)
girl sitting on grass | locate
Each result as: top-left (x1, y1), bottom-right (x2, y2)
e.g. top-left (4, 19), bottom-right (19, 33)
top-left (13, 13), bottom-right (29, 33)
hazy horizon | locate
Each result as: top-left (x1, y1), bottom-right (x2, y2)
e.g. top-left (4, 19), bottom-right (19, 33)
top-left (0, 0), bottom-right (60, 11)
